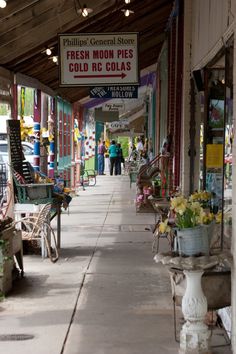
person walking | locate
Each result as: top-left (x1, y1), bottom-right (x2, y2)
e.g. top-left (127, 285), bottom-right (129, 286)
top-left (116, 143), bottom-right (123, 175)
top-left (97, 140), bottom-right (106, 175)
top-left (108, 140), bottom-right (118, 175)
top-left (136, 137), bottom-right (144, 155)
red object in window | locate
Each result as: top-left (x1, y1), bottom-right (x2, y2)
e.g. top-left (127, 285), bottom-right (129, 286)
top-left (225, 154), bottom-right (232, 164)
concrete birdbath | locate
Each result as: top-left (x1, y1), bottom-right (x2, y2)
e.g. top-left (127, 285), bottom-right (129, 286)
top-left (154, 252), bottom-right (232, 354)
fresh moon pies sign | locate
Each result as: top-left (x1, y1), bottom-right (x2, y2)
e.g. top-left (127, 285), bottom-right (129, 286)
top-left (59, 33), bottom-right (139, 86)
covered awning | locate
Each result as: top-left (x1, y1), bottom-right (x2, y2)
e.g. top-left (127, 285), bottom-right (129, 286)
top-left (0, 0), bottom-right (173, 103)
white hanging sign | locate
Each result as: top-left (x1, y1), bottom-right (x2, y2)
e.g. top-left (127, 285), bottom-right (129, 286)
top-left (102, 103), bottom-right (124, 112)
top-left (108, 121), bottom-right (129, 129)
top-left (59, 33), bottom-right (139, 86)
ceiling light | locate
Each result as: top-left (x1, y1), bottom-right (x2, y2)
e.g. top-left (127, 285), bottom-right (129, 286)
top-left (45, 48), bottom-right (52, 56)
top-left (0, 0), bottom-right (7, 8)
top-left (121, 9), bottom-right (134, 17)
top-left (125, 0), bottom-right (131, 3)
top-left (46, 48), bottom-right (52, 56)
top-left (78, 4), bottom-right (93, 17)
top-left (41, 46), bottom-right (54, 56)
top-left (52, 56), bottom-right (58, 63)
top-left (82, 7), bottom-right (88, 17)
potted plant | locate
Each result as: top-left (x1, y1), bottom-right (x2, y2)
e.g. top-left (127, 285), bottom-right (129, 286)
top-left (171, 195), bottom-right (210, 256)
top-left (189, 190), bottom-right (211, 210)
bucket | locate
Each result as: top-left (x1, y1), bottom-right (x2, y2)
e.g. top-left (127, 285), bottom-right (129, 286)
top-left (177, 225), bottom-right (209, 256)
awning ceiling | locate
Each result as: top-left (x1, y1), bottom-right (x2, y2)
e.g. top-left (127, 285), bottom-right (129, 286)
top-left (0, 0), bottom-right (173, 103)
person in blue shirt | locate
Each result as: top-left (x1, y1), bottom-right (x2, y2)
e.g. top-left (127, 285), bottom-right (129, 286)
top-left (116, 143), bottom-right (123, 175)
top-left (108, 140), bottom-right (118, 175)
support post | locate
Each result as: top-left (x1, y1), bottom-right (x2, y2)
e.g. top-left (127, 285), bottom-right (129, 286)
top-left (179, 270), bottom-right (211, 354)
top-left (33, 89), bottom-right (41, 171)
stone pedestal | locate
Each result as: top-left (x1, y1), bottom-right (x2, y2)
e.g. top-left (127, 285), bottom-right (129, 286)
top-left (0, 226), bottom-right (14, 295)
top-left (0, 226), bottom-right (23, 294)
top-left (179, 270), bottom-right (211, 354)
top-left (154, 251), bottom-right (232, 354)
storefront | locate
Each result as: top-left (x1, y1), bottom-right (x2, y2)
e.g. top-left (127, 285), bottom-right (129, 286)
top-left (200, 42), bottom-right (233, 250)
top-left (57, 98), bottom-right (73, 184)
top-left (0, 67), bottom-right (14, 136)
top-left (188, 0), bottom-right (235, 346)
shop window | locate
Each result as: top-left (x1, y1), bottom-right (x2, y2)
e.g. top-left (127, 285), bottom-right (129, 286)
top-left (202, 42), bottom-right (233, 250)
top-left (204, 68), bottom-right (225, 212)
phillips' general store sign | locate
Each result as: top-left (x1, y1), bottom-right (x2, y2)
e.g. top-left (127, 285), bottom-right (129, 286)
top-left (59, 33), bottom-right (139, 86)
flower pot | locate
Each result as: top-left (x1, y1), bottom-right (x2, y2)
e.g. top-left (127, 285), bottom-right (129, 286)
top-left (201, 222), bottom-right (215, 244)
top-left (177, 226), bottom-right (209, 256)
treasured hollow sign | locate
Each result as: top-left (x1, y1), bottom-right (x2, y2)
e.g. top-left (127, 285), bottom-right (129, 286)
top-left (59, 33), bottom-right (139, 86)
top-left (89, 86), bottom-right (138, 99)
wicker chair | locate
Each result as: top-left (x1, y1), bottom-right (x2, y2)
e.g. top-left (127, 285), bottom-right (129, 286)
top-left (14, 203), bottom-right (59, 263)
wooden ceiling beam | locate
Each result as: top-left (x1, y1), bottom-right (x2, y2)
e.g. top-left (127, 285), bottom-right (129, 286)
top-left (8, 4), bottom-right (170, 70)
top-left (4, 0), bottom-right (119, 68)
top-left (0, 0), bottom-right (117, 64)
top-left (1, 0), bottom-right (173, 103)
top-left (0, 0), bottom-right (59, 32)
top-left (0, 0), bottom-right (41, 25)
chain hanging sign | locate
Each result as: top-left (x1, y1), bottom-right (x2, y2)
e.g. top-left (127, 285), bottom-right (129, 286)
top-left (108, 120), bottom-right (129, 130)
top-left (89, 86), bottom-right (138, 99)
top-left (102, 103), bottom-right (124, 112)
top-left (59, 33), bottom-right (139, 86)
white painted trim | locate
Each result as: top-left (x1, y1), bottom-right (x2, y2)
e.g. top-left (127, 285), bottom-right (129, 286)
top-left (15, 72), bottom-right (55, 97)
top-left (192, 21), bottom-right (234, 71)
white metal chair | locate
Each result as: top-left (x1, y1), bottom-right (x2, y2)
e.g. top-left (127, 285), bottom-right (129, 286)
top-left (14, 203), bottom-right (59, 263)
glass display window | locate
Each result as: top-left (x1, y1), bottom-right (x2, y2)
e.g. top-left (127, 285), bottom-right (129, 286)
top-left (201, 40), bottom-right (233, 250)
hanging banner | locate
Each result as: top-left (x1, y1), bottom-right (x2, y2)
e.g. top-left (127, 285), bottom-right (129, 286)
top-left (59, 32), bottom-right (139, 86)
top-left (89, 85), bottom-right (138, 98)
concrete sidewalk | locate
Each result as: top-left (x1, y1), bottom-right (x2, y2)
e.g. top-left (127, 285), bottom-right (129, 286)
top-left (0, 176), bottom-right (232, 354)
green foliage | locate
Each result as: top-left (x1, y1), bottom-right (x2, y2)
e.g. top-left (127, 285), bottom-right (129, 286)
top-left (0, 239), bottom-right (5, 248)
top-left (117, 136), bottom-right (129, 157)
top-left (152, 176), bottom-right (161, 186)
top-left (0, 104), bottom-right (8, 115)
top-left (17, 86), bottom-right (34, 116)
top-left (0, 239), bottom-right (10, 268)
top-left (175, 207), bottom-right (198, 229)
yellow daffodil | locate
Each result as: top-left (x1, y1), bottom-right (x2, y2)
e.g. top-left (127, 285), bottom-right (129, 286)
top-left (215, 212), bottom-right (222, 223)
top-left (189, 191), bottom-right (211, 204)
top-left (200, 211), bottom-right (214, 225)
top-left (189, 201), bottom-right (202, 214)
top-left (171, 195), bottom-right (187, 210)
top-left (175, 203), bottom-right (187, 215)
top-left (159, 219), bottom-right (171, 234)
